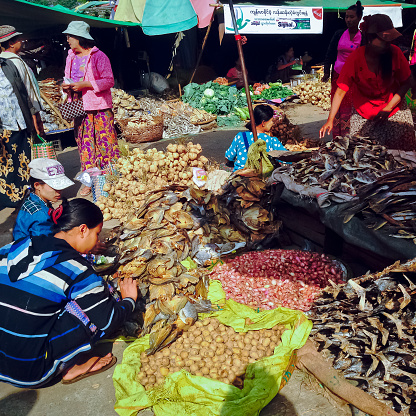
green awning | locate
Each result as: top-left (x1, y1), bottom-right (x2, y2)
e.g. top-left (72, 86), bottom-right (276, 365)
top-left (1, 0), bottom-right (140, 35)
top-left (232, 0), bottom-right (416, 10)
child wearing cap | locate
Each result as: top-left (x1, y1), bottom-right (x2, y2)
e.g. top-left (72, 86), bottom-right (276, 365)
top-left (13, 158), bottom-right (74, 240)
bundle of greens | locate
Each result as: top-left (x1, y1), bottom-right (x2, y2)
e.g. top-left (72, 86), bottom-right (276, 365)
top-left (182, 81), bottom-right (247, 115)
top-left (243, 82), bottom-right (293, 101)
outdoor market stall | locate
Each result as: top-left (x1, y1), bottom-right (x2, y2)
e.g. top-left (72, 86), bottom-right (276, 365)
top-left (267, 135), bottom-right (416, 268)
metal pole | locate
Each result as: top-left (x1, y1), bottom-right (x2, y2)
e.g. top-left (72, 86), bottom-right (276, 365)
top-left (229, 0), bottom-right (257, 142)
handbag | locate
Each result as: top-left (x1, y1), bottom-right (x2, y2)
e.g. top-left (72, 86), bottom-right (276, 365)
top-left (59, 91), bottom-right (86, 121)
top-left (59, 55), bottom-right (90, 121)
top-left (31, 134), bottom-right (57, 160)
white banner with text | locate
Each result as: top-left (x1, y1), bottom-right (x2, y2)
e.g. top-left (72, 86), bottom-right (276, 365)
top-left (224, 5), bottom-right (324, 35)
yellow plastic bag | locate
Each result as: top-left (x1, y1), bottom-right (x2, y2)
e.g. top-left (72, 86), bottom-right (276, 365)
top-left (245, 139), bottom-right (274, 177)
top-left (113, 280), bottom-right (312, 416)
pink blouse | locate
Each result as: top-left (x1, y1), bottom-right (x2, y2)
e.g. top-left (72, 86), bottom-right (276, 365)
top-left (334, 29), bottom-right (362, 75)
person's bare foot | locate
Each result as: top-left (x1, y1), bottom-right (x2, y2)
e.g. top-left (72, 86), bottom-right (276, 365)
top-left (62, 353), bottom-right (113, 381)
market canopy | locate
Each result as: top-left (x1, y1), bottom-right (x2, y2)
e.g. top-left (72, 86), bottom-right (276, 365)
top-left (1, 0), bottom-right (139, 35)
top-left (114, 0), bottom-right (198, 35)
top-left (230, 0), bottom-right (416, 10)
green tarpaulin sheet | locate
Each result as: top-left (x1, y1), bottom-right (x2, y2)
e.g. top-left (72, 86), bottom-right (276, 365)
top-left (1, 0), bottom-right (139, 35)
top-left (113, 280), bottom-right (312, 416)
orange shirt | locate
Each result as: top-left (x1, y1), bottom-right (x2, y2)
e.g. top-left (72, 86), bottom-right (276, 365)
top-left (337, 45), bottom-right (410, 119)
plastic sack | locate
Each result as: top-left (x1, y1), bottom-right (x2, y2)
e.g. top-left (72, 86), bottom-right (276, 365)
top-left (192, 167), bottom-right (207, 187)
top-left (113, 280), bottom-right (311, 416)
top-left (245, 139), bottom-right (274, 178)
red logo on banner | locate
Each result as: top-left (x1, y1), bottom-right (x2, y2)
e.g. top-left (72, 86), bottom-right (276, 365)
top-left (312, 8), bottom-right (323, 20)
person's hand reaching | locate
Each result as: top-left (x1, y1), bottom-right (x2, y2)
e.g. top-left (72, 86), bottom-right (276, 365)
top-left (119, 277), bottom-right (138, 302)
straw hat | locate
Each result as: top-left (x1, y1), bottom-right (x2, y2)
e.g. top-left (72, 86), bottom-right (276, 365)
top-left (0, 25), bottom-right (22, 44)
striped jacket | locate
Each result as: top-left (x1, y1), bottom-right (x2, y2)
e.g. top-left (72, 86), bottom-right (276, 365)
top-left (0, 235), bottom-right (134, 387)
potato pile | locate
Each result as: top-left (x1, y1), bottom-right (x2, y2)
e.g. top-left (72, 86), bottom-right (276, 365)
top-left (96, 142), bottom-right (209, 221)
top-left (137, 317), bottom-right (285, 390)
top-left (292, 80), bottom-right (331, 110)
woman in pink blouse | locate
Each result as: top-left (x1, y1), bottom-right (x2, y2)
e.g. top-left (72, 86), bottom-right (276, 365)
top-left (322, 1), bottom-right (364, 137)
top-left (62, 21), bottom-right (119, 196)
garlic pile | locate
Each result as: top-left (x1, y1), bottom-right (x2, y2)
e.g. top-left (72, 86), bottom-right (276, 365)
top-left (96, 142), bottom-right (209, 221)
top-left (292, 80), bottom-right (331, 110)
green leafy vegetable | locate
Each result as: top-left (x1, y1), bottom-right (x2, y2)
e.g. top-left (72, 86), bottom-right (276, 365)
top-left (182, 82), bottom-right (248, 115)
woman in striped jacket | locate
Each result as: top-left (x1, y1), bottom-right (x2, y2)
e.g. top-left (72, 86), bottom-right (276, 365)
top-left (0, 198), bottom-right (137, 386)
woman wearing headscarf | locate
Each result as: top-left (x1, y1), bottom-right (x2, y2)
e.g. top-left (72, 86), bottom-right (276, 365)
top-left (320, 14), bottom-right (415, 151)
top-left (62, 21), bottom-right (119, 196)
top-left (0, 25), bottom-right (44, 208)
top-left (322, 2), bottom-right (364, 137)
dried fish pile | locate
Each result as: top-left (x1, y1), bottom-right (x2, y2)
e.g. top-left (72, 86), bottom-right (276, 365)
top-left (308, 258), bottom-right (416, 415)
top-left (38, 79), bottom-right (70, 132)
top-left (343, 168), bottom-right (416, 240)
top-left (108, 187), bottom-right (212, 348)
top-left (111, 88), bottom-right (213, 138)
top-left (217, 169), bottom-right (281, 245)
top-left (277, 135), bottom-right (406, 195)
top-left (39, 78), bottom-right (61, 102)
top-left (109, 184), bottom-right (263, 346)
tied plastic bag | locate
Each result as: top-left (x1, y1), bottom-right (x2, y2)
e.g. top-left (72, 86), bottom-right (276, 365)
top-left (75, 167), bottom-right (102, 187)
top-left (245, 139), bottom-right (274, 177)
top-left (192, 167), bottom-right (208, 187)
top-left (113, 280), bottom-right (311, 416)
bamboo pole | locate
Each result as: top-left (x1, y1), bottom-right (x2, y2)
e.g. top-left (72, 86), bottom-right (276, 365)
top-left (228, 0), bottom-right (257, 142)
top-left (39, 90), bottom-right (72, 130)
top-left (189, 14), bottom-right (215, 85)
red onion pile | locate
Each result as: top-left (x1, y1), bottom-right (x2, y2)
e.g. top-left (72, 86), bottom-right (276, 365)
top-left (210, 250), bottom-right (344, 311)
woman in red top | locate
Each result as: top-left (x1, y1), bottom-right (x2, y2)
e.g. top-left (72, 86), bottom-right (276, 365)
top-left (320, 14), bottom-right (415, 151)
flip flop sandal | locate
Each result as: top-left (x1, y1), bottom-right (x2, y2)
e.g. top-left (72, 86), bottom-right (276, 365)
top-left (80, 187), bottom-right (91, 196)
top-left (61, 355), bottom-right (117, 385)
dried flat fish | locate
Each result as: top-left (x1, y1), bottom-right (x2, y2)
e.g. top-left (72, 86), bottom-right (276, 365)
top-left (308, 258), bottom-right (416, 414)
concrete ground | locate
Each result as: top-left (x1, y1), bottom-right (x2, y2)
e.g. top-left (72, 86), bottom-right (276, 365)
top-left (0, 104), bottom-right (352, 416)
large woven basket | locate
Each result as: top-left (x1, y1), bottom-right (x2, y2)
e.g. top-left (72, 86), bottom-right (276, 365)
top-left (117, 116), bottom-right (163, 144)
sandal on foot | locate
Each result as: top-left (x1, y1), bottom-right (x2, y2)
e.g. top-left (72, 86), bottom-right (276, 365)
top-left (80, 186), bottom-right (91, 196)
top-left (61, 355), bottom-right (117, 385)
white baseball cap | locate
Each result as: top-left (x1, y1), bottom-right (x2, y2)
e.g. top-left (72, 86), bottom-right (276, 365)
top-left (29, 158), bottom-right (75, 190)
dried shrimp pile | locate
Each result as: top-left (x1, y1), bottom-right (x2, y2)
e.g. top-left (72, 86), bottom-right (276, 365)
top-left (137, 317), bottom-right (285, 389)
top-left (292, 80), bottom-right (331, 110)
top-left (210, 250), bottom-right (344, 311)
top-left (308, 258), bottom-right (416, 415)
top-left (97, 142), bottom-right (208, 221)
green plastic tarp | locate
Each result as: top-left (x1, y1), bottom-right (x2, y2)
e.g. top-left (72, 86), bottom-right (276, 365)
top-left (113, 280), bottom-right (312, 416)
top-left (1, 0), bottom-right (139, 34)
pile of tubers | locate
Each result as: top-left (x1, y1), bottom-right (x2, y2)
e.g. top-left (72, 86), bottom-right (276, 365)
top-left (269, 113), bottom-right (302, 145)
top-left (137, 317), bottom-right (285, 390)
top-left (96, 142), bottom-right (209, 221)
top-left (292, 80), bottom-right (331, 110)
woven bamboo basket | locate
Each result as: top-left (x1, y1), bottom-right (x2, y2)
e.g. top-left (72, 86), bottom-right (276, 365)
top-left (117, 116), bottom-right (164, 144)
